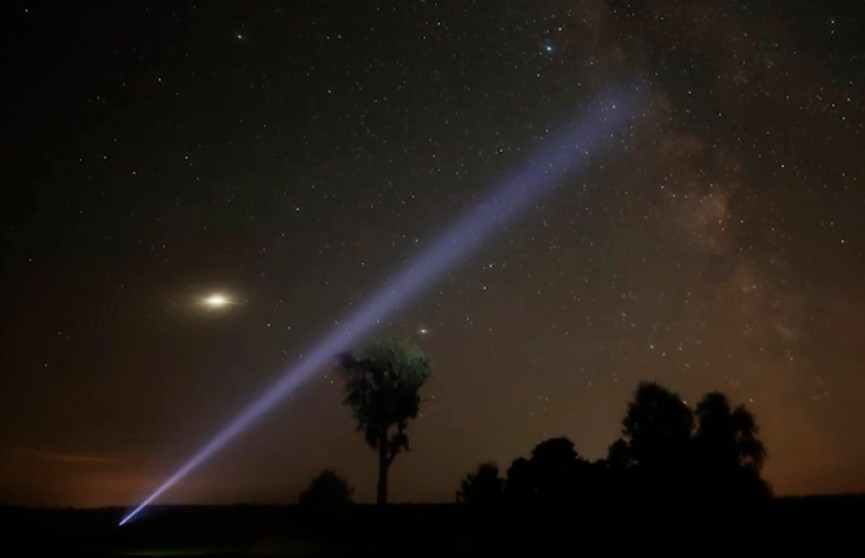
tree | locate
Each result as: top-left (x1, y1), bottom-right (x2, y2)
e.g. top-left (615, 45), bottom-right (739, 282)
top-left (299, 469), bottom-right (353, 511)
top-left (694, 392), bottom-right (765, 471)
top-left (340, 336), bottom-right (432, 505)
top-left (505, 457), bottom-right (534, 507)
top-left (693, 392), bottom-right (770, 501)
top-left (458, 462), bottom-right (504, 507)
top-left (503, 437), bottom-right (590, 509)
top-left (606, 438), bottom-right (633, 472)
top-left (622, 382), bottom-right (694, 471)
top-left (530, 437), bottom-right (585, 506)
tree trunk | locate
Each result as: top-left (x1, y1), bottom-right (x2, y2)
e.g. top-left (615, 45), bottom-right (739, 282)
top-left (377, 429), bottom-right (389, 506)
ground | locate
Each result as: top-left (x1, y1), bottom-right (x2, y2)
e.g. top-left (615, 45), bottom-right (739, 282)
top-left (1, 497), bottom-right (862, 557)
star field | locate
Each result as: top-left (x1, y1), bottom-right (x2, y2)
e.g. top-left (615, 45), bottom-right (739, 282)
top-left (2, 1), bottom-right (864, 506)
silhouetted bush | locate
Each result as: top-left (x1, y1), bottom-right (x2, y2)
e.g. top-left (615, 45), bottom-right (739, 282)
top-left (458, 462), bottom-right (504, 506)
top-left (299, 469), bottom-right (354, 512)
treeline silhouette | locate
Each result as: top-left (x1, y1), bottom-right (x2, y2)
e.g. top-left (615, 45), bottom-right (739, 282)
top-left (300, 361), bottom-right (773, 526)
top-left (457, 381), bottom-right (771, 522)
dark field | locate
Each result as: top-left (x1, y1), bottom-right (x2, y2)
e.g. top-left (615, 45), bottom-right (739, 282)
top-left (2, 496), bottom-right (863, 557)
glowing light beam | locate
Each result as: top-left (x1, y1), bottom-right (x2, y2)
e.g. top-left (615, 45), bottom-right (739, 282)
top-left (118, 85), bottom-right (641, 526)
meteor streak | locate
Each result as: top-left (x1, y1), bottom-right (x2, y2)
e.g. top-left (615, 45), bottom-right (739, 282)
top-left (119, 85), bottom-right (641, 526)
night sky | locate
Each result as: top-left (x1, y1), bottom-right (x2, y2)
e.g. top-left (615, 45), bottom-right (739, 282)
top-left (3, 1), bottom-right (865, 508)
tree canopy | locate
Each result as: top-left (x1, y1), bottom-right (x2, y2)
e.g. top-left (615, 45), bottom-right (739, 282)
top-left (459, 462), bottom-right (504, 507)
top-left (695, 391), bottom-right (766, 472)
top-left (622, 381), bottom-right (694, 471)
top-left (340, 335), bottom-right (432, 505)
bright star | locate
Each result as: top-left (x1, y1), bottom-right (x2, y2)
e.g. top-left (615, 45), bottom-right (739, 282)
top-left (543, 44), bottom-right (554, 54)
top-left (418, 327), bottom-right (430, 335)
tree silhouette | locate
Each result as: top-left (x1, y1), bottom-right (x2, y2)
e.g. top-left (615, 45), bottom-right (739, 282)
top-left (622, 382), bottom-right (694, 472)
top-left (694, 391), bottom-right (770, 502)
top-left (505, 457), bottom-right (534, 507)
top-left (502, 437), bottom-right (591, 509)
top-left (606, 438), bottom-right (633, 473)
top-left (299, 469), bottom-right (353, 511)
top-left (530, 437), bottom-right (586, 506)
top-left (468, 382), bottom-right (772, 516)
top-left (340, 336), bottom-right (432, 505)
top-left (695, 392), bottom-right (765, 471)
top-left (458, 462), bottom-right (504, 507)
